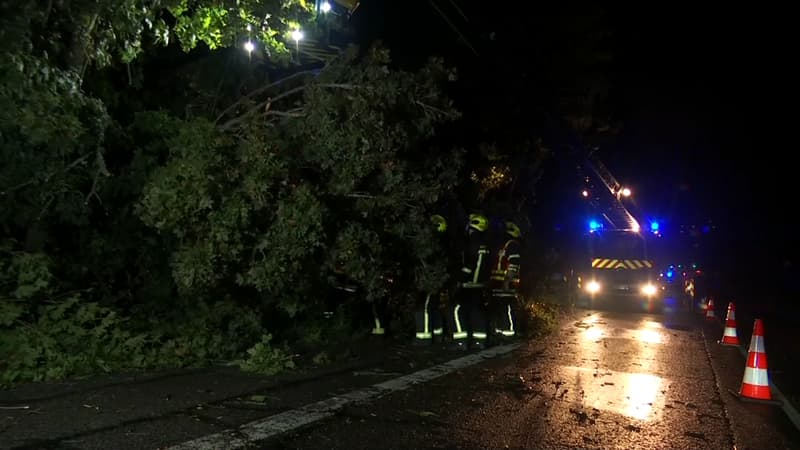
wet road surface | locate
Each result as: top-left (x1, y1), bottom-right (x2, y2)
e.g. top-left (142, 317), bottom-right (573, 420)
top-left (270, 308), bottom-right (799, 449)
top-left (4, 307), bottom-right (799, 449)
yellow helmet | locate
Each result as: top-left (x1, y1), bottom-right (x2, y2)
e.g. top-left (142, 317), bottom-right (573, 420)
top-left (430, 214), bottom-right (447, 233)
top-left (468, 213), bottom-right (489, 232)
top-left (506, 221), bottom-right (521, 238)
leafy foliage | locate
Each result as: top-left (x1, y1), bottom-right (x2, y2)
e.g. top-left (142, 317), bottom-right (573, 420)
top-left (0, 0), bottom-right (336, 385)
top-left (0, 245), bottom-right (271, 386)
top-left (0, 54), bottom-right (110, 234)
top-left (0, 0), bottom-right (576, 389)
top-left (238, 334), bottom-right (296, 375)
top-left (1, 0), bottom-right (313, 71)
top-left (137, 47), bottom-right (462, 318)
top-left (520, 300), bottom-right (560, 338)
top-left (1, 23), bottom-right (462, 384)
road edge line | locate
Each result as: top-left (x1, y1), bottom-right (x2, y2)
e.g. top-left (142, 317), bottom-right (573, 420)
top-left (163, 343), bottom-right (521, 450)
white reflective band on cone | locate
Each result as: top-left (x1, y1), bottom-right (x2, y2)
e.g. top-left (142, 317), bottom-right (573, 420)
top-left (749, 336), bottom-right (765, 353)
top-left (742, 366), bottom-right (770, 386)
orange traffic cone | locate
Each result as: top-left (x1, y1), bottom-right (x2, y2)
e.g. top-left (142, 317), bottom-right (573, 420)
top-left (705, 298), bottom-right (715, 321)
top-left (739, 319), bottom-right (772, 401)
top-left (720, 302), bottom-right (740, 346)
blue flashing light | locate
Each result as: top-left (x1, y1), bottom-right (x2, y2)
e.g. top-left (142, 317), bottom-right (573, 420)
top-left (650, 221), bottom-right (660, 232)
top-left (589, 219), bottom-right (601, 232)
top-left (666, 270), bottom-right (674, 279)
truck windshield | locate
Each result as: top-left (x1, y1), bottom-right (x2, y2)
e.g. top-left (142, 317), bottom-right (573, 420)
top-left (589, 232), bottom-right (647, 259)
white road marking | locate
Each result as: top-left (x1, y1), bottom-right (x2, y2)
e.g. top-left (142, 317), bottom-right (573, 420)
top-left (164, 343), bottom-right (520, 450)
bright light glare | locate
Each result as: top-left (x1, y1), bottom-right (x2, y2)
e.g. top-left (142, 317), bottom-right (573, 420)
top-left (624, 373), bottom-right (662, 420)
top-left (244, 41), bottom-right (255, 52)
top-left (585, 328), bottom-right (604, 340)
top-left (621, 187), bottom-right (632, 197)
top-left (291, 29), bottom-right (304, 41)
top-left (582, 189), bottom-right (589, 197)
top-left (638, 329), bottom-right (663, 344)
top-left (641, 283), bottom-right (657, 296)
top-left (320, 1), bottom-right (331, 12)
top-left (558, 367), bottom-right (664, 421)
top-left (587, 280), bottom-right (601, 294)
top-left (650, 221), bottom-right (660, 231)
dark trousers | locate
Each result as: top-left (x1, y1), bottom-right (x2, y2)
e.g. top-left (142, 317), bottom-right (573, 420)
top-left (491, 291), bottom-right (517, 337)
top-left (371, 300), bottom-right (388, 336)
top-left (415, 292), bottom-right (444, 341)
top-left (448, 287), bottom-right (488, 342)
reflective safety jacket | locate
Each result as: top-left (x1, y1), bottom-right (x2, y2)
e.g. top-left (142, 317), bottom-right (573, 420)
top-left (460, 231), bottom-right (490, 288)
top-left (490, 238), bottom-right (521, 290)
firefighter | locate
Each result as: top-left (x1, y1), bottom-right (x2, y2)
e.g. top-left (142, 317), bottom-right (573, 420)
top-left (448, 212), bottom-right (491, 350)
top-left (371, 263), bottom-right (401, 338)
top-left (413, 214), bottom-right (449, 346)
top-left (490, 220), bottom-right (522, 341)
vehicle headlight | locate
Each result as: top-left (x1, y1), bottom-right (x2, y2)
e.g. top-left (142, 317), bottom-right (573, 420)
top-left (641, 283), bottom-right (657, 296)
top-left (587, 280), bottom-right (601, 294)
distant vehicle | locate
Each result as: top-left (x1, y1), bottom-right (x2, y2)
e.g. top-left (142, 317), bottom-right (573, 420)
top-left (574, 229), bottom-right (663, 312)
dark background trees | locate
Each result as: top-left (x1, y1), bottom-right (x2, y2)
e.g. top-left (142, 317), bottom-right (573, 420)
top-left (0, 1), bottom-right (615, 384)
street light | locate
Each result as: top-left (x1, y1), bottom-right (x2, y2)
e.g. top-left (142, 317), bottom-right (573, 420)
top-left (320, 1), bottom-right (331, 13)
top-left (244, 41), bottom-right (255, 53)
top-left (581, 189), bottom-right (589, 198)
top-left (621, 187), bottom-right (632, 197)
top-left (291, 29), bottom-right (303, 61)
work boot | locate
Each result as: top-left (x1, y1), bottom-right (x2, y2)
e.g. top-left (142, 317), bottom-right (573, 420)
top-left (471, 340), bottom-right (486, 351)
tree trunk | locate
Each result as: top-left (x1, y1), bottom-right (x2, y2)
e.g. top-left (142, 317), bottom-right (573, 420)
top-left (65, 13), bottom-right (98, 77)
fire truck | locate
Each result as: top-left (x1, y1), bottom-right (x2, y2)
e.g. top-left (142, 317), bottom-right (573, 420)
top-left (571, 153), bottom-right (664, 311)
top-left (577, 229), bottom-right (662, 311)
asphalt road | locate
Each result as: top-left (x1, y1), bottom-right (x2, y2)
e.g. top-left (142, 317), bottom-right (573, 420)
top-left (3, 305), bottom-right (799, 449)
top-left (269, 307), bottom-right (800, 450)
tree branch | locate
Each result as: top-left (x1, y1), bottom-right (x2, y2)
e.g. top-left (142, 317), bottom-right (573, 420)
top-left (218, 84), bottom-right (358, 131)
top-left (345, 192), bottom-right (419, 209)
top-left (0, 152), bottom-right (92, 196)
top-left (214, 70), bottom-right (317, 124)
top-left (84, 175), bottom-right (102, 206)
top-left (413, 100), bottom-right (456, 118)
top-left (264, 108), bottom-right (306, 118)
top-left (218, 85), bottom-right (307, 131)
top-left (84, 150), bottom-right (109, 206)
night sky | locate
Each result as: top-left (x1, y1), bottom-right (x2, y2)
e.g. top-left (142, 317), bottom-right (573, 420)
top-left (607, 7), bottom-right (797, 275)
top-left (353, 2), bottom-right (797, 293)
